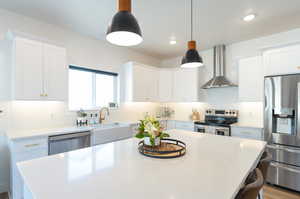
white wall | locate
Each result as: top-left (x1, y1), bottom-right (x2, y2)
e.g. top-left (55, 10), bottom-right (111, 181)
top-left (161, 28), bottom-right (300, 123)
top-left (0, 8), bottom-right (161, 193)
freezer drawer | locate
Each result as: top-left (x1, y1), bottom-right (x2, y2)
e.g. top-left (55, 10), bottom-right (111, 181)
top-left (267, 162), bottom-right (300, 192)
top-left (267, 144), bottom-right (300, 167)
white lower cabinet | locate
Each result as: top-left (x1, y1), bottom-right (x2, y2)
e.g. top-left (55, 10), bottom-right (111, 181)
top-left (165, 120), bottom-right (176, 130)
top-left (231, 126), bottom-right (263, 140)
top-left (10, 137), bottom-right (48, 199)
top-left (175, 121), bottom-right (195, 131)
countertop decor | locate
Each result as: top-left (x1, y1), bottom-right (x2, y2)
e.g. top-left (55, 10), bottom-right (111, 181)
top-left (138, 138), bottom-right (186, 159)
top-left (135, 116), bottom-right (169, 146)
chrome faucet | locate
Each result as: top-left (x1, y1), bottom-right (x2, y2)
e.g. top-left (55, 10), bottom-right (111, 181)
top-left (99, 107), bottom-right (110, 124)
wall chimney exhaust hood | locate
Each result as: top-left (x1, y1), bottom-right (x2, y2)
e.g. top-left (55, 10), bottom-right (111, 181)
top-left (201, 45), bottom-right (237, 89)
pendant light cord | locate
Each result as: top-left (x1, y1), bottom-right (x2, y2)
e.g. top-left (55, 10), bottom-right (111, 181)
top-left (191, 0), bottom-right (193, 41)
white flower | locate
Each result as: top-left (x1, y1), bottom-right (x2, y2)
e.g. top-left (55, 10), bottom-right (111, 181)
top-left (145, 122), bottom-right (158, 137)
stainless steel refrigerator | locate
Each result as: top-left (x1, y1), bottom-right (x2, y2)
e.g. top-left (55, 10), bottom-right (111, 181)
top-left (265, 74), bottom-right (300, 191)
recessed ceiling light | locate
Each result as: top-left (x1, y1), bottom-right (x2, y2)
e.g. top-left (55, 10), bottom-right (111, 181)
top-left (170, 40), bottom-right (177, 45)
top-left (243, 14), bottom-right (256, 22)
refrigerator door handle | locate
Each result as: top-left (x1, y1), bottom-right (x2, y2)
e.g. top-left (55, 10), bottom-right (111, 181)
top-left (267, 145), bottom-right (300, 154)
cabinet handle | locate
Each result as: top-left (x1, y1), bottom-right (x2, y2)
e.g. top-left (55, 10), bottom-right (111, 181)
top-left (24, 143), bottom-right (40, 148)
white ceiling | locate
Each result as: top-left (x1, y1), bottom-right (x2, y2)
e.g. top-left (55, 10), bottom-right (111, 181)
top-left (1, 0), bottom-right (300, 59)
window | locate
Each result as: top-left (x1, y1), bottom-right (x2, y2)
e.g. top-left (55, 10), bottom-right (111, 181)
top-left (69, 66), bottom-right (118, 110)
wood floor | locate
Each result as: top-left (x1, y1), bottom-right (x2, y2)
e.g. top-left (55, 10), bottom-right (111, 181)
top-left (264, 185), bottom-right (300, 199)
top-left (0, 192), bottom-right (8, 199)
top-left (0, 185), bottom-right (299, 199)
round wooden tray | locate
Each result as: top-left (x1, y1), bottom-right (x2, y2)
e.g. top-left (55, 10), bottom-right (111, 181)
top-left (138, 138), bottom-right (186, 159)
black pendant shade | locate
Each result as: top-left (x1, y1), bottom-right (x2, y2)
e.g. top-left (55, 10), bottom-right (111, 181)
top-left (107, 11), bottom-right (142, 37)
top-left (181, 40), bottom-right (203, 68)
top-left (181, 0), bottom-right (203, 68)
top-left (106, 0), bottom-right (143, 46)
top-left (181, 49), bottom-right (203, 66)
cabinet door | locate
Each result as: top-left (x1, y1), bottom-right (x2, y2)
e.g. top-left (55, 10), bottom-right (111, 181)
top-left (12, 148), bottom-right (48, 199)
top-left (263, 44), bottom-right (300, 76)
top-left (231, 127), bottom-right (263, 140)
top-left (145, 67), bottom-right (158, 102)
top-left (133, 64), bottom-right (158, 102)
top-left (43, 44), bottom-right (67, 101)
top-left (132, 65), bottom-right (148, 101)
top-left (238, 56), bottom-right (263, 102)
top-left (173, 68), bottom-right (199, 102)
top-left (175, 121), bottom-right (194, 131)
top-left (14, 38), bottom-right (43, 100)
top-left (158, 69), bottom-right (173, 102)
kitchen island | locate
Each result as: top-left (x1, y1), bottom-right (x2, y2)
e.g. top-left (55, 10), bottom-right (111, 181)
top-left (17, 129), bottom-right (266, 199)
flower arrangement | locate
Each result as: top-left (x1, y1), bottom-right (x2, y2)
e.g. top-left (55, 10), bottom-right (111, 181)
top-left (135, 116), bottom-right (170, 146)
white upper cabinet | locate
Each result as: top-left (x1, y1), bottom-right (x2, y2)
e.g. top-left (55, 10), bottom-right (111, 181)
top-left (14, 38), bottom-right (44, 100)
top-left (43, 43), bottom-right (68, 101)
top-left (121, 62), bottom-right (158, 102)
top-left (158, 69), bottom-right (173, 102)
top-left (263, 44), bottom-right (300, 76)
top-left (1, 34), bottom-right (68, 101)
top-left (173, 68), bottom-right (200, 102)
top-left (121, 62), bottom-right (200, 102)
top-left (238, 56), bottom-right (264, 102)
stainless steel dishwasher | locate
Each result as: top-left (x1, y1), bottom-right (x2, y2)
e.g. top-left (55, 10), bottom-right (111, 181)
top-left (48, 131), bottom-right (91, 155)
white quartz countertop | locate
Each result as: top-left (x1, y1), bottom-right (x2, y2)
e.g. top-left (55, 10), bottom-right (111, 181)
top-left (18, 130), bottom-right (266, 199)
top-left (6, 122), bottom-right (136, 140)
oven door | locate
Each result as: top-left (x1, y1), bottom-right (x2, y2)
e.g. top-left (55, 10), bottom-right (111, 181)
top-left (194, 125), bottom-right (206, 133)
top-left (215, 127), bottom-right (230, 136)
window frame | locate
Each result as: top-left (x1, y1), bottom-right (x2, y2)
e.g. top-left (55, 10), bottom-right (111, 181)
top-left (68, 65), bottom-right (119, 111)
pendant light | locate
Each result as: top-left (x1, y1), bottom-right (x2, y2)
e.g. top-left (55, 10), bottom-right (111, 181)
top-left (181, 0), bottom-right (203, 68)
top-left (106, 0), bottom-right (143, 46)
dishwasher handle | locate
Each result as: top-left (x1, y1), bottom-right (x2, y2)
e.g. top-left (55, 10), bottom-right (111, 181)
top-left (49, 131), bottom-right (91, 141)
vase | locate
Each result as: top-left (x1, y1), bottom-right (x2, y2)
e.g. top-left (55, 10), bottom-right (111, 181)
top-left (144, 137), bottom-right (161, 146)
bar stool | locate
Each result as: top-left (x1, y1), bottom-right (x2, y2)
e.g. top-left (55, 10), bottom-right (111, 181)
top-left (257, 151), bottom-right (272, 199)
top-left (235, 168), bottom-right (264, 199)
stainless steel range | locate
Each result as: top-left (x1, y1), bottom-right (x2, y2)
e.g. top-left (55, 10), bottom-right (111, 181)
top-left (264, 74), bottom-right (300, 191)
top-left (194, 109), bottom-right (238, 136)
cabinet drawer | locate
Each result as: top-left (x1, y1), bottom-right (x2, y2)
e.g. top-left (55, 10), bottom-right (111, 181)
top-left (267, 162), bottom-right (300, 191)
top-left (267, 144), bottom-right (300, 167)
top-left (12, 137), bottom-right (48, 153)
top-left (175, 121), bottom-right (194, 131)
top-left (14, 148), bottom-right (48, 163)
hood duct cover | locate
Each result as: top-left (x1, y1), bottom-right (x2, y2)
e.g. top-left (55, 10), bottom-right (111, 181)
top-left (201, 45), bottom-right (237, 89)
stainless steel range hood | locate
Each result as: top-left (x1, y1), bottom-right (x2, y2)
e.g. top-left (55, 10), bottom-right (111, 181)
top-left (202, 45), bottom-right (237, 89)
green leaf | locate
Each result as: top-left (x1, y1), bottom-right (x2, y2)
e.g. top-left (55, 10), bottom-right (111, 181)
top-left (160, 133), bottom-right (170, 139)
top-left (135, 133), bottom-right (144, 139)
top-left (150, 137), bottom-right (155, 146)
